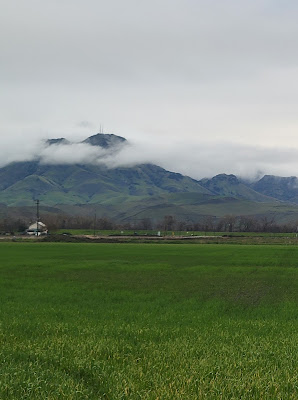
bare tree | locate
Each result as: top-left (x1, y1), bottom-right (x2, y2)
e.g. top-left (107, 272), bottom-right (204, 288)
top-left (163, 215), bottom-right (176, 232)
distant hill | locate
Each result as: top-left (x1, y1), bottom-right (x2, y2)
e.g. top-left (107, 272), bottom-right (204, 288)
top-left (0, 161), bottom-right (212, 207)
top-left (198, 174), bottom-right (275, 203)
top-left (0, 134), bottom-right (210, 207)
top-left (2, 133), bottom-right (298, 223)
top-left (82, 133), bottom-right (127, 148)
top-left (250, 175), bottom-right (298, 203)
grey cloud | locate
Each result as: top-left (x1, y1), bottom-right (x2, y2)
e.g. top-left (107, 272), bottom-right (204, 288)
top-left (1, 1), bottom-right (298, 178)
top-left (39, 142), bottom-right (105, 165)
top-left (105, 138), bottom-right (298, 180)
top-left (77, 121), bottom-right (95, 129)
top-left (2, 0), bottom-right (298, 84)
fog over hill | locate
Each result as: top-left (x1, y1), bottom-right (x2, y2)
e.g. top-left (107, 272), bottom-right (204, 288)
top-left (2, 133), bottom-right (298, 224)
top-left (0, 132), bottom-right (297, 205)
top-left (1, 132), bottom-right (298, 181)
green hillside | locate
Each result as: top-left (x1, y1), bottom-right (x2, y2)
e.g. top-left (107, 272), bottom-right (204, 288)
top-left (2, 133), bottom-right (298, 223)
top-left (251, 175), bottom-right (298, 203)
top-left (0, 161), bottom-right (211, 207)
top-left (199, 174), bottom-right (276, 202)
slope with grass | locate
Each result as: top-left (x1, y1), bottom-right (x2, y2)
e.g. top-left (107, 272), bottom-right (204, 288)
top-left (199, 174), bottom-right (276, 202)
top-left (251, 175), bottom-right (298, 203)
top-left (0, 162), bottom-right (211, 207)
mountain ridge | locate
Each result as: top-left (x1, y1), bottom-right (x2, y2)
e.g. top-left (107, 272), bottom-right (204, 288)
top-left (2, 133), bottom-right (298, 223)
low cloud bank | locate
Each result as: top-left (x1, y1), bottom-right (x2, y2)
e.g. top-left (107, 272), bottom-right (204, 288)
top-left (1, 133), bottom-right (298, 181)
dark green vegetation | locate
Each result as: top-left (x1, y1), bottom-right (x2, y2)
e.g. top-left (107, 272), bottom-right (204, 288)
top-left (0, 243), bottom-right (297, 399)
top-left (0, 161), bottom-right (208, 207)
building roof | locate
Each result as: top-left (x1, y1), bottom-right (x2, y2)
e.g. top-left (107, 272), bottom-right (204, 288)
top-left (28, 222), bottom-right (47, 230)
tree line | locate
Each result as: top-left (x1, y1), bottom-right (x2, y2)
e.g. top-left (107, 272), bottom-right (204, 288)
top-left (1, 213), bottom-right (298, 234)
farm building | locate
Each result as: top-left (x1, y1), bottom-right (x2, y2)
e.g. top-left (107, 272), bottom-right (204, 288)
top-left (27, 222), bottom-right (48, 236)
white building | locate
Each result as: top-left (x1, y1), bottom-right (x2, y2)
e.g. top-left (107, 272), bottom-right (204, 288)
top-left (27, 222), bottom-right (48, 236)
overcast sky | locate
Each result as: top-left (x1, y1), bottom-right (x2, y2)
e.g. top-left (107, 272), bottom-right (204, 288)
top-left (1, 0), bottom-right (298, 179)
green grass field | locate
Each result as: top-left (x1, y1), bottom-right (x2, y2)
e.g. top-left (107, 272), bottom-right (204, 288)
top-left (0, 243), bottom-right (297, 399)
top-left (54, 228), bottom-right (298, 237)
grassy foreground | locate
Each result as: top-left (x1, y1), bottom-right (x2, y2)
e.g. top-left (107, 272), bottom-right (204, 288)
top-left (0, 243), bottom-right (297, 399)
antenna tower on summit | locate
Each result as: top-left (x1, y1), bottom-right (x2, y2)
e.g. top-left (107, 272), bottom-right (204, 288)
top-left (99, 124), bottom-right (104, 134)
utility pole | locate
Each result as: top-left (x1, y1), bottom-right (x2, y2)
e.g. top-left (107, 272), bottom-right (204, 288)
top-left (93, 211), bottom-right (97, 237)
top-left (36, 199), bottom-right (40, 236)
